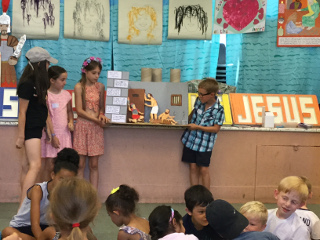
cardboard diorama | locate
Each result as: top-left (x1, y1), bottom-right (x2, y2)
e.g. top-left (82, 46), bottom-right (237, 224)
top-left (126, 82), bottom-right (188, 125)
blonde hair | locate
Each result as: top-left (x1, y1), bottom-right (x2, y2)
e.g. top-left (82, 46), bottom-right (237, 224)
top-left (50, 178), bottom-right (100, 240)
top-left (278, 176), bottom-right (308, 202)
top-left (240, 201), bottom-right (268, 225)
top-left (198, 78), bottom-right (219, 94)
top-left (299, 176), bottom-right (312, 194)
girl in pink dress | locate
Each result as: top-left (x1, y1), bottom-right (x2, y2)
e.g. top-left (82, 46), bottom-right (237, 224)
top-left (73, 57), bottom-right (110, 189)
top-left (41, 66), bottom-right (74, 180)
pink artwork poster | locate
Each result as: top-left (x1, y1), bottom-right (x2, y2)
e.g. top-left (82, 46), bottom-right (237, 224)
top-left (213, 0), bottom-right (267, 34)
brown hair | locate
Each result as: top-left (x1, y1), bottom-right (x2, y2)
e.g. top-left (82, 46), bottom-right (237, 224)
top-left (50, 178), bottom-right (100, 240)
top-left (198, 77), bottom-right (219, 94)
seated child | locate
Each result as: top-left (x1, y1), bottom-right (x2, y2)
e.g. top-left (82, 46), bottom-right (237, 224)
top-left (240, 201), bottom-right (268, 232)
top-left (149, 205), bottom-right (198, 240)
top-left (264, 176), bottom-right (309, 240)
top-left (2, 148), bottom-right (79, 240)
top-left (106, 184), bottom-right (151, 240)
top-left (206, 199), bottom-right (279, 240)
top-left (182, 185), bottom-right (223, 240)
top-left (49, 177), bottom-right (100, 240)
top-left (296, 176), bottom-right (320, 239)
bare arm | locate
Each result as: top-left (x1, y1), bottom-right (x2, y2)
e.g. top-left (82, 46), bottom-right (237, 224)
top-left (98, 84), bottom-right (110, 124)
top-left (74, 83), bottom-right (100, 124)
top-left (67, 100), bottom-right (74, 131)
top-left (29, 185), bottom-right (44, 240)
top-left (38, 227), bottom-right (56, 240)
top-left (16, 98), bottom-right (29, 148)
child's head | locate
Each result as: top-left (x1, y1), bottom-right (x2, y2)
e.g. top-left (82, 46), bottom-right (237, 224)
top-left (198, 78), bottom-right (219, 95)
top-left (300, 176), bottom-right (313, 199)
top-left (50, 177), bottom-right (100, 239)
top-left (274, 176), bottom-right (308, 218)
top-left (80, 56), bottom-right (102, 83)
top-left (149, 205), bottom-right (184, 240)
top-left (105, 184), bottom-right (139, 226)
top-left (48, 66), bottom-right (67, 90)
top-left (239, 201), bottom-right (268, 232)
top-left (51, 148), bottom-right (79, 187)
top-left (206, 199), bottom-right (249, 239)
top-left (184, 185), bottom-right (213, 228)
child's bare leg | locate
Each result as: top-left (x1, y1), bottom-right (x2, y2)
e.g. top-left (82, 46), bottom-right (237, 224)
top-left (89, 156), bottom-right (99, 189)
top-left (199, 166), bottom-right (210, 190)
top-left (2, 227), bottom-right (35, 240)
top-left (44, 158), bottom-right (54, 180)
top-left (78, 155), bottom-right (86, 178)
top-left (20, 139), bottom-right (41, 205)
top-left (189, 163), bottom-right (199, 186)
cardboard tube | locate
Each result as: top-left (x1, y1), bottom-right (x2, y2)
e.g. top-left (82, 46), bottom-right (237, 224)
top-left (152, 68), bottom-right (162, 82)
top-left (141, 68), bottom-right (152, 82)
top-left (170, 69), bottom-right (181, 82)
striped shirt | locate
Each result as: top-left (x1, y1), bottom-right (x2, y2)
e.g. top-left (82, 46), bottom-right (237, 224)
top-left (181, 97), bottom-right (224, 152)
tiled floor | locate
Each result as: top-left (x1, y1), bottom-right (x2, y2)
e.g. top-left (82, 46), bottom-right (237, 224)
top-left (1, 203), bottom-right (320, 239)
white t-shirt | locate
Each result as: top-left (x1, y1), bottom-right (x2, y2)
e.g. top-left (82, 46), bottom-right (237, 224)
top-left (296, 208), bottom-right (320, 237)
top-left (264, 208), bottom-right (309, 240)
top-left (312, 220), bottom-right (320, 240)
top-left (159, 233), bottom-right (199, 240)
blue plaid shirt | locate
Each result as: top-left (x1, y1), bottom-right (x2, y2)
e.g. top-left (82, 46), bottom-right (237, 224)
top-left (181, 97), bottom-right (225, 152)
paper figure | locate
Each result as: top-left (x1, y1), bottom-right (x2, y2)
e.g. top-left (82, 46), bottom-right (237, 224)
top-left (118, 0), bottom-right (162, 45)
top-left (144, 93), bottom-right (158, 120)
top-left (128, 101), bottom-right (144, 123)
top-left (13, 0), bottom-right (59, 39)
top-left (64, 0), bottom-right (110, 41)
top-left (213, 0), bottom-right (266, 34)
top-left (168, 0), bottom-right (212, 39)
top-left (159, 109), bottom-right (177, 125)
top-left (0, 2), bottom-right (22, 88)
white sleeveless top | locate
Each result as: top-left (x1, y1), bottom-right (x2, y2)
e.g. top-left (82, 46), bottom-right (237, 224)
top-left (10, 181), bottom-right (50, 227)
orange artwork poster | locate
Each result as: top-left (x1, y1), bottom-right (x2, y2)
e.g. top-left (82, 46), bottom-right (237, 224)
top-left (277, 0), bottom-right (320, 47)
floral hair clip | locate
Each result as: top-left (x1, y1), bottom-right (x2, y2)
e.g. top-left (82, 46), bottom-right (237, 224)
top-left (110, 187), bottom-right (119, 194)
top-left (81, 56), bottom-right (103, 73)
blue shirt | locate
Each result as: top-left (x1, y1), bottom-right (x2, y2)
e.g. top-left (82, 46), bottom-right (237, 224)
top-left (181, 97), bottom-right (225, 152)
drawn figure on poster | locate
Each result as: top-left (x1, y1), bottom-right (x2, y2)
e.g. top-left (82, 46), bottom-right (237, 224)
top-left (72, 0), bottom-right (106, 39)
top-left (144, 93), bottom-right (158, 120)
top-left (0, 13), bottom-right (19, 87)
top-left (127, 6), bottom-right (157, 42)
top-left (289, 0), bottom-right (302, 9)
top-left (298, 0), bottom-right (320, 29)
top-left (19, 0), bottom-right (55, 33)
top-left (174, 5), bottom-right (208, 35)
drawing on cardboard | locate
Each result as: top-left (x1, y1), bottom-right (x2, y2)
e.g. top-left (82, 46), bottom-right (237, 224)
top-left (168, 0), bottom-right (212, 40)
top-left (64, 0), bottom-right (110, 41)
top-left (213, 0), bottom-right (266, 34)
top-left (13, 0), bottom-right (59, 39)
top-left (159, 109), bottom-right (177, 125)
top-left (277, 0), bottom-right (320, 47)
top-left (118, 0), bottom-right (162, 45)
top-left (144, 93), bottom-right (159, 121)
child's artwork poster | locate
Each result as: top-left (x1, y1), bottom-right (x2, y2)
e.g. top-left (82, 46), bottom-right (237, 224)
top-left (12, 0), bottom-right (60, 39)
top-left (213, 0), bottom-right (266, 34)
top-left (118, 0), bottom-right (163, 45)
top-left (64, 0), bottom-right (110, 41)
top-left (167, 0), bottom-right (213, 40)
top-left (277, 0), bottom-right (320, 47)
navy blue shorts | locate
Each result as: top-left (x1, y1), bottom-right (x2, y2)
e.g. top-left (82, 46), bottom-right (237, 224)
top-left (181, 146), bottom-right (212, 167)
top-left (13, 224), bottom-right (49, 237)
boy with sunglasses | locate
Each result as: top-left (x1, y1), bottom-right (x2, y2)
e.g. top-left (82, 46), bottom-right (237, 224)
top-left (181, 78), bottom-right (224, 190)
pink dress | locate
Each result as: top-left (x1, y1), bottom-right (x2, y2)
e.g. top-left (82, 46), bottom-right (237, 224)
top-left (41, 90), bottom-right (72, 158)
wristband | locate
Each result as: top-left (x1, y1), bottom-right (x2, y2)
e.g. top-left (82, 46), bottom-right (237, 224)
top-left (51, 133), bottom-right (56, 137)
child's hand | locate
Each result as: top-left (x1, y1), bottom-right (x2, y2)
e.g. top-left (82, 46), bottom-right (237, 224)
top-left (68, 121), bottom-right (74, 132)
top-left (15, 137), bottom-right (25, 149)
top-left (186, 123), bottom-right (199, 131)
top-left (51, 136), bottom-right (60, 149)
